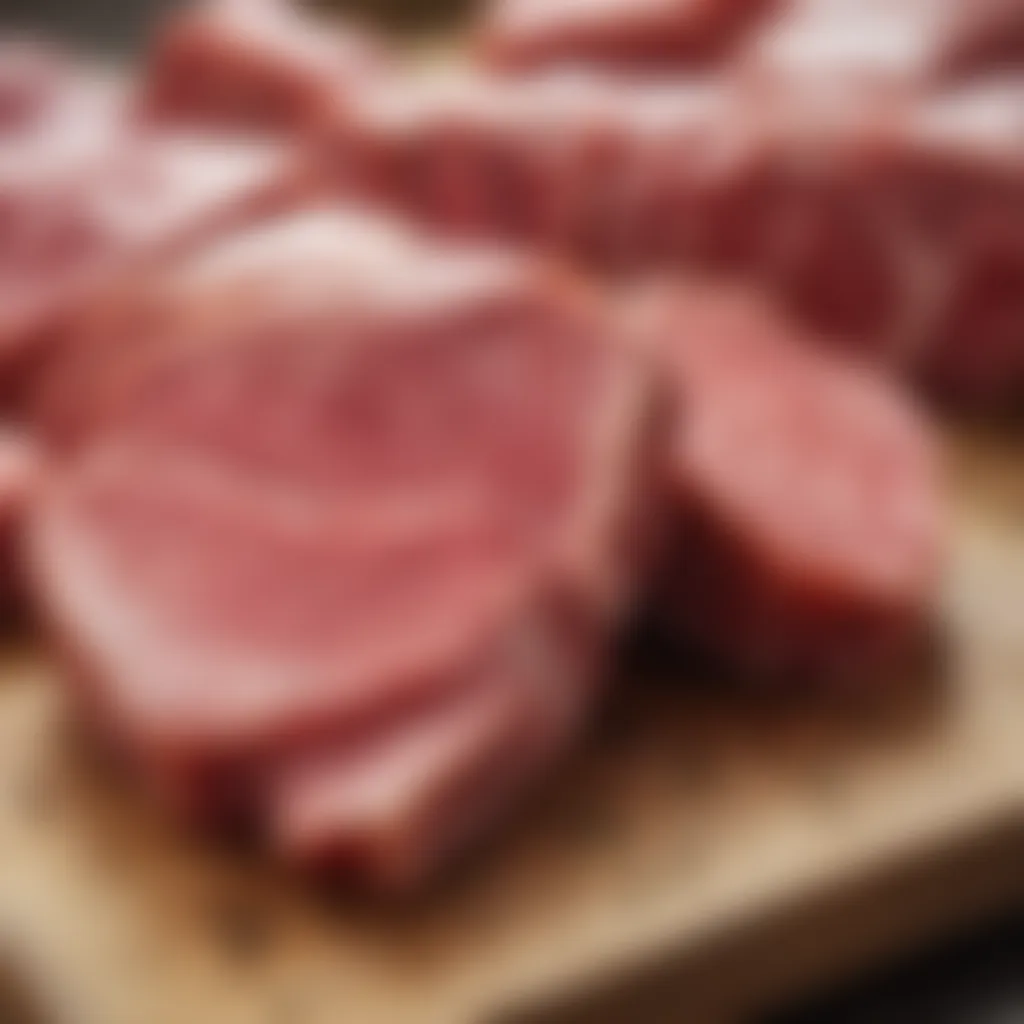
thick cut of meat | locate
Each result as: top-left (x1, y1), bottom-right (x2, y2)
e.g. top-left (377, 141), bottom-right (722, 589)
top-left (743, 78), bottom-right (1024, 405)
top-left (330, 69), bottom-right (1024, 407)
top-left (329, 69), bottom-right (731, 265)
top-left (327, 71), bottom-right (919, 335)
top-left (477, 0), bottom-right (777, 71)
top-left (270, 612), bottom-right (586, 887)
top-left (693, 78), bottom-right (1024, 404)
top-left (1, 129), bottom-right (303, 403)
top-left (635, 285), bottom-right (943, 684)
top-left (32, 210), bottom-right (650, 883)
top-left (889, 82), bottom-right (1024, 406)
top-left (142, 0), bottom-right (388, 134)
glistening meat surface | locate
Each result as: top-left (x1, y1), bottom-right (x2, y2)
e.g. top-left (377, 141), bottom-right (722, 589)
top-left (0, 124), bottom-right (303, 404)
top-left (328, 69), bottom-right (1024, 406)
top-left (31, 209), bottom-right (652, 884)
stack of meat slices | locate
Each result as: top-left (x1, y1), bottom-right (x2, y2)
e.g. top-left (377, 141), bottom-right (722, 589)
top-left (30, 209), bottom-right (652, 889)
top-left (4, 0), bottom-right (951, 889)
top-left (325, 64), bottom-right (1024, 407)
top-left (631, 284), bottom-right (944, 683)
top-left (327, 69), bottom-right (733, 264)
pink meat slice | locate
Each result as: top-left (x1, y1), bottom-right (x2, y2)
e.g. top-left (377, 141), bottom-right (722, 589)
top-left (330, 68), bottom-right (1024, 406)
top-left (270, 617), bottom-right (586, 888)
top-left (331, 70), bottom-right (730, 261)
top-left (142, 0), bottom-right (389, 134)
top-left (32, 210), bottom-right (649, 865)
top-left (0, 48), bottom-right (125, 402)
top-left (634, 284), bottom-right (944, 683)
top-left (476, 0), bottom-right (777, 71)
top-left (1, 127), bottom-right (303, 402)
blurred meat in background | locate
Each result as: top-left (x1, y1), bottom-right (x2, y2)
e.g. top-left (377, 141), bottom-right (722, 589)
top-left (0, 0), bottom-right (1018, 1020)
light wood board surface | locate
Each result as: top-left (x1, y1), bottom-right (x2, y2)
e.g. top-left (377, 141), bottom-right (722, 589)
top-left (0, 429), bottom-right (1020, 1024)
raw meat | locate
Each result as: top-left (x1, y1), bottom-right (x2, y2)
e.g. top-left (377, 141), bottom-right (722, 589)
top-left (745, 0), bottom-right (1024, 91)
top-left (31, 209), bottom-right (651, 884)
top-left (1, 128), bottom-right (304, 404)
top-left (270, 612), bottom-right (588, 886)
top-left (328, 69), bottom-right (730, 264)
top-left (477, 0), bottom-right (777, 71)
top-left (889, 81), bottom-right (1024, 406)
top-left (142, 0), bottom-right (389, 134)
top-left (328, 69), bottom-right (1024, 406)
top-left (633, 284), bottom-right (943, 683)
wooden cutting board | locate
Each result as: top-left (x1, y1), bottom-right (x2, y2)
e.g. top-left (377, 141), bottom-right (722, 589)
top-left (0, 428), bottom-right (1020, 1024)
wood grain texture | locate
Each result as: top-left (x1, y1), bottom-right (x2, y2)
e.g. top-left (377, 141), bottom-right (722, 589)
top-left (0, 429), bottom-right (1020, 1024)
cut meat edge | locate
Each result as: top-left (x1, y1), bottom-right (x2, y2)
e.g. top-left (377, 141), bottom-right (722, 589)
top-left (268, 610), bottom-right (587, 888)
top-left (28, 441), bottom-right (550, 767)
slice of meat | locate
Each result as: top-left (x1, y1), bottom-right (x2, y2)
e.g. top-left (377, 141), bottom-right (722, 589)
top-left (328, 70), bottom-right (933, 353)
top-left (633, 284), bottom-right (944, 684)
top-left (477, 0), bottom-right (778, 71)
top-left (329, 68), bottom-right (730, 263)
top-left (31, 210), bottom-right (651, 878)
top-left (1, 130), bottom-right (304, 405)
top-left (330, 69), bottom-right (1024, 407)
top-left (702, 77), bottom-right (1024, 404)
top-left (270, 614), bottom-right (586, 888)
top-left (142, 0), bottom-right (389, 134)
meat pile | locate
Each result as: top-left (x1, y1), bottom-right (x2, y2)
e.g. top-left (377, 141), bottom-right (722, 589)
top-left (33, 210), bottom-right (650, 886)
top-left (479, 0), bottom-right (1024, 84)
top-left (0, 0), bottom-right (964, 887)
top-left (322, 66), bottom-right (1024, 407)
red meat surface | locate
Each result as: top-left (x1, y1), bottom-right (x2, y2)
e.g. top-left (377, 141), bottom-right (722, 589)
top-left (891, 82), bottom-right (1024, 406)
top-left (746, 0), bottom-right (1024, 90)
top-left (633, 284), bottom-right (944, 684)
top-left (0, 127), bottom-right (304, 404)
top-left (329, 69), bottom-right (1024, 406)
top-left (31, 209), bottom-right (651, 885)
top-left (329, 69), bottom-right (731, 264)
top-left (142, 0), bottom-right (389, 134)
top-left (744, 6), bottom-right (930, 97)
top-left (477, 0), bottom-right (778, 71)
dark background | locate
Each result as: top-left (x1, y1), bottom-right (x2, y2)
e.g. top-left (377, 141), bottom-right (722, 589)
top-left (0, 0), bottom-right (1021, 1018)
